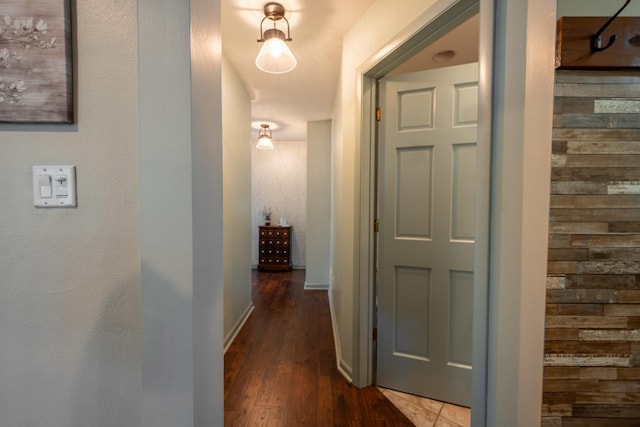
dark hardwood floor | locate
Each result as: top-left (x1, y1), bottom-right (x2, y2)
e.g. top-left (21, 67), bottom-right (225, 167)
top-left (224, 270), bottom-right (414, 426)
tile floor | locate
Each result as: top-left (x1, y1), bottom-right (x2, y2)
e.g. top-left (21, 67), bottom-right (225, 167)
top-left (378, 387), bottom-right (471, 427)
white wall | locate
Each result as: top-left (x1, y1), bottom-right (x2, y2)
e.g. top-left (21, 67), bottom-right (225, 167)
top-left (0, 1), bottom-right (141, 426)
top-left (251, 141), bottom-right (307, 268)
top-left (222, 56), bottom-right (253, 347)
top-left (139, 0), bottom-right (223, 426)
top-left (305, 120), bottom-right (332, 288)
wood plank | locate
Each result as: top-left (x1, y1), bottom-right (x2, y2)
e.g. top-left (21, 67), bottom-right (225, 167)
top-left (552, 292), bottom-right (616, 309)
top-left (620, 290), bottom-right (640, 303)
top-left (608, 181), bottom-right (640, 195)
top-left (605, 305), bottom-right (640, 316)
top-left (576, 392), bottom-right (640, 404)
top-left (555, 83), bottom-right (640, 97)
top-left (542, 392), bottom-right (577, 404)
top-left (547, 248), bottom-right (590, 261)
top-left (567, 141), bottom-right (640, 155)
top-left (544, 367), bottom-right (580, 379)
top-left (555, 303), bottom-right (605, 315)
top-left (609, 222), bottom-right (640, 233)
top-left (552, 167), bottom-right (640, 182)
top-left (577, 261), bottom-right (640, 275)
top-left (549, 222), bottom-right (609, 234)
top-left (565, 275), bottom-right (638, 290)
top-left (573, 403), bottom-right (640, 420)
top-left (551, 209), bottom-right (640, 222)
top-left (541, 403), bottom-right (573, 417)
top-left (579, 367), bottom-right (618, 380)
top-left (554, 97), bottom-right (595, 114)
top-left (555, 113), bottom-right (609, 128)
top-left (551, 195), bottom-right (640, 208)
top-left (565, 155), bottom-right (640, 168)
top-left (545, 354), bottom-right (631, 367)
top-left (618, 367), bottom-right (640, 380)
top-left (545, 329), bottom-right (580, 341)
top-left (545, 316), bottom-right (627, 329)
top-left (556, 71), bottom-right (640, 84)
top-left (563, 419), bottom-right (640, 427)
top-left (552, 128), bottom-right (635, 140)
top-left (571, 234), bottom-right (640, 248)
top-left (549, 234), bottom-right (573, 248)
top-left (547, 276), bottom-right (567, 290)
top-left (551, 181), bottom-right (607, 195)
top-left (595, 100), bottom-right (640, 114)
top-left (552, 140), bottom-right (568, 154)
top-left (579, 330), bottom-right (640, 342)
top-left (591, 248), bottom-right (640, 261)
top-left (548, 261), bottom-right (578, 274)
top-left (543, 380), bottom-right (600, 392)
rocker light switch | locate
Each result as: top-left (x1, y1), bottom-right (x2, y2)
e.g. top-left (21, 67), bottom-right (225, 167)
top-left (39, 175), bottom-right (52, 198)
top-left (33, 166), bottom-right (77, 207)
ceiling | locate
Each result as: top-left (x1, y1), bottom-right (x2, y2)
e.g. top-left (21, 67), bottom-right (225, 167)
top-left (221, 0), bottom-right (478, 142)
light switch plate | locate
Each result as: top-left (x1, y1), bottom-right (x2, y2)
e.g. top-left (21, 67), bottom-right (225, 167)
top-left (33, 165), bottom-right (77, 207)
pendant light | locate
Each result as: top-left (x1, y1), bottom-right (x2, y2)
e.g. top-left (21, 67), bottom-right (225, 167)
top-left (256, 2), bottom-right (297, 74)
top-left (256, 124), bottom-right (274, 150)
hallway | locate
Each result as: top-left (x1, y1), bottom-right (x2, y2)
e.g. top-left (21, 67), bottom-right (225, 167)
top-left (224, 270), bottom-right (413, 425)
top-left (224, 270), bottom-right (471, 426)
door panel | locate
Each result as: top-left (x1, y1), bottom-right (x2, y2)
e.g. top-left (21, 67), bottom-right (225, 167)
top-left (396, 147), bottom-right (433, 238)
top-left (377, 62), bottom-right (478, 407)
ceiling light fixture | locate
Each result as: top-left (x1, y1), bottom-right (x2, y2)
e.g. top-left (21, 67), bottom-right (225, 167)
top-left (432, 49), bottom-right (456, 63)
top-left (256, 124), bottom-right (274, 150)
top-left (256, 2), bottom-right (297, 74)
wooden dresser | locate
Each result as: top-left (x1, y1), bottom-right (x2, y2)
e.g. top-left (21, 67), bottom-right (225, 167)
top-left (258, 226), bottom-right (292, 272)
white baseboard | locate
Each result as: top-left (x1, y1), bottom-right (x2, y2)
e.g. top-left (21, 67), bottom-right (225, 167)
top-left (304, 282), bottom-right (329, 290)
top-left (328, 290), bottom-right (353, 382)
top-left (224, 303), bottom-right (255, 353)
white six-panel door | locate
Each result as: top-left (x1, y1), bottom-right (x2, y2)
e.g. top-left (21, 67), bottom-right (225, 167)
top-left (376, 62), bottom-right (479, 407)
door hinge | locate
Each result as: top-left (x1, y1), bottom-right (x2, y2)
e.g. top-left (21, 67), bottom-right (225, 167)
top-left (374, 219), bottom-right (380, 233)
top-left (376, 107), bottom-right (381, 122)
top-left (372, 328), bottom-right (378, 341)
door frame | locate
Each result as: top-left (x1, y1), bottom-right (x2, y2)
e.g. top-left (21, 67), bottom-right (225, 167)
top-left (353, 0), bottom-right (557, 425)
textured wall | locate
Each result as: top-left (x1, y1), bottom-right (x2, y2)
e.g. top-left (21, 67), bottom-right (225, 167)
top-left (542, 71), bottom-right (640, 426)
top-left (251, 141), bottom-right (307, 268)
top-left (0, 1), bottom-right (141, 425)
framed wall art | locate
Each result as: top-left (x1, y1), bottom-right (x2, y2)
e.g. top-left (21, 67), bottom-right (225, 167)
top-left (0, 1), bottom-right (73, 123)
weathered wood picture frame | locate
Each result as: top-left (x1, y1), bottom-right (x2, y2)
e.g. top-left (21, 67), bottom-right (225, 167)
top-left (0, 1), bottom-right (73, 123)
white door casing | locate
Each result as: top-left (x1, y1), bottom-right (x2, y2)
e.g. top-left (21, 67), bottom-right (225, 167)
top-left (376, 62), bottom-right (479, 406)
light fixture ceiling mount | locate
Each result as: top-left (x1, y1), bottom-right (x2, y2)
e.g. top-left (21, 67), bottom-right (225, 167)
top-left (261, 2), bottom-right (289, 28)
top-left (256, 2), bottom-right (297, 74)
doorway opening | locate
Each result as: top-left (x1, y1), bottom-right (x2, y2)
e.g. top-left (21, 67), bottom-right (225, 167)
top-left (355, 0), bottom-right (490, 424)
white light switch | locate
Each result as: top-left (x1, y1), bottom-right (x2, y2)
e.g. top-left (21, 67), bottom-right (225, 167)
top-left (33, 166), bottom-right (77, 207)
top-left (39, 175), bottom-right (52, 198)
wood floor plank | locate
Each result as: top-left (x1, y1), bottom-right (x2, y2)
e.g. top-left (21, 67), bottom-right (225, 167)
top-left (224, 270), bottom-right (414, 426)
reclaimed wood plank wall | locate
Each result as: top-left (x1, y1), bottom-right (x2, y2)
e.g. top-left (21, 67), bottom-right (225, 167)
top-left (542, 70), bottom-right (640, 427)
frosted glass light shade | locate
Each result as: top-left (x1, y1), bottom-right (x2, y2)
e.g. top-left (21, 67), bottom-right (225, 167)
top-left (256, 32), bottom-right (297, 74)
top-left (256, 135), bottom-right (274, 150)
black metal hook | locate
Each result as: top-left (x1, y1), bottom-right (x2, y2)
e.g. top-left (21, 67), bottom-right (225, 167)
top-left (591, 0), bottom-right (631, 52)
